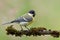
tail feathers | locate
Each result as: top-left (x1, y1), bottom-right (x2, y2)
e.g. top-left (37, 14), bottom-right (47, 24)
top-left (2, 22), bottom-right (12, 25)
top-left (2, 20), bottom-right (17, 25)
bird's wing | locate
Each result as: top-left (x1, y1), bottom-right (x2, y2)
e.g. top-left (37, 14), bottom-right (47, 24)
top-left (22, 14), bottom-right (33, 22)
top-left (11, 13), bottom-right (33, 23)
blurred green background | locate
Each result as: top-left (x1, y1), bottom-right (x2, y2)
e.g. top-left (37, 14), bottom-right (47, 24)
top-left (0, 0), bottom-right (60, 40)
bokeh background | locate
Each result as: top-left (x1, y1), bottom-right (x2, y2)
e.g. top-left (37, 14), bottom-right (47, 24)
top-left (0, 0), bottom-right (60, 40)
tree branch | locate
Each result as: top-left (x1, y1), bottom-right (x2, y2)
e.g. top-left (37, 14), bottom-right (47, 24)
top-left (6, 25), bottom-right (60, 38)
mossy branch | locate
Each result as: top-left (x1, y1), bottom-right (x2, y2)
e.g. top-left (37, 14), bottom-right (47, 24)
top-left (6, 25), bottom-right (60, 38)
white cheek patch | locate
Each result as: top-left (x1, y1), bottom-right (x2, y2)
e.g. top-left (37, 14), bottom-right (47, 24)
top-left (28, 13), bottom-right (33, 17)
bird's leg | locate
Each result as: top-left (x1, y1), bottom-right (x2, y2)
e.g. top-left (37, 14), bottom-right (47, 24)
top-left (25, 26), bottom-right (29, 30)
top-left (20, 25), bottom-right (23, 31)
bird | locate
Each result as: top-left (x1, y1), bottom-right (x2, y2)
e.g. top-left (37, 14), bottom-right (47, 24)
top-left (2, 10), bottom-right (36, 30)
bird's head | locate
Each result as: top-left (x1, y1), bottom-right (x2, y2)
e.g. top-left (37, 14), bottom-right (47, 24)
top-left (28, 10), bottom-right (35, 17)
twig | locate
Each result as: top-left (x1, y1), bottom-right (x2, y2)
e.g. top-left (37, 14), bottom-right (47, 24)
top-left (6, 25), bottom-right (60, 38)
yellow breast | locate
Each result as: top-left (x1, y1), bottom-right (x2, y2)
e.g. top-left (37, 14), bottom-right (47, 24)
top-left (27, 18), bottom-right (34, 26)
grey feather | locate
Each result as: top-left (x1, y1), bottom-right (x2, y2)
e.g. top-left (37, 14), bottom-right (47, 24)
top-left (2, 13), bottom-right (33, 25)
top-left (12, 14), bottom-right (33, 23)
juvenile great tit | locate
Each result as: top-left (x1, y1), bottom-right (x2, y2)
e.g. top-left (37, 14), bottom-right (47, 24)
top-left (3, 10), bottom-right (36, 30)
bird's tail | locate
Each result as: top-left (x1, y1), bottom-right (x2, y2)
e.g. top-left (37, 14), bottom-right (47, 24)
top-left (2, 22), bottom-right (12, 25)
top-left (2, 21), bottom-right (15, 25)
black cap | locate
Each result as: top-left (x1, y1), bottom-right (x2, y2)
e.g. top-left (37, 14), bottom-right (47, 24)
top-left (29, 10), bottom-right (35, 17)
